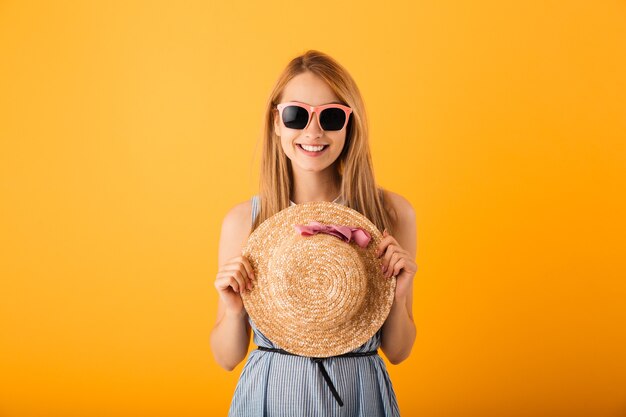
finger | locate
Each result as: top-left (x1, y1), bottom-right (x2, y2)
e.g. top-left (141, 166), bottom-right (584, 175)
top-left (382, 244), bottom-right (400, 272)
top-left (376, 234), bottom-right (401, 258)
top-left (376, 236), bottom-right (392, 257)
top-left (219, 267), bottom-right (251, 292)
top-left (240, 256), bottom-right (256, 282)
top-left (228, 276), bottom-right (241, 293)
top-left (386, 251), bottom-right (402, 278)
top-left (390, 258), bottom-right (406, 278)
top-left (230, 270), bottom-right (247, 293)
top-left (385, 234), bottom-right (399, 246)
top-left (239, 264), bottom-right (253, 291)
top-left (383, 246), bottom-right (409, 269)
top-left (215, 275), bottom-right (241, 293)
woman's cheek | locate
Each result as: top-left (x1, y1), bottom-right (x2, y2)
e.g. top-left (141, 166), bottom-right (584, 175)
top-left (280, 137), bottom-right (298, 159)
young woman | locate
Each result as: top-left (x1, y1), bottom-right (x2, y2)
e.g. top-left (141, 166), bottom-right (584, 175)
top-left (210, 49), bottom-right (418, 416)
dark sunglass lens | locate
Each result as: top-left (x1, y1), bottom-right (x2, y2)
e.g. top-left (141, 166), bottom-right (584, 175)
top-left (282, 105), bottom-right (309, 129)
top-left (320, 108), bottom-right (346, 131)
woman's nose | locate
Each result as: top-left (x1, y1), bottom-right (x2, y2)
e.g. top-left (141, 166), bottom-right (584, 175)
top-left (304, 112), bottom-right (323, 135)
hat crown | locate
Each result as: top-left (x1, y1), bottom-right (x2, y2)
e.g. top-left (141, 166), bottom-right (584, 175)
top-left (267, 232), bottom-right (367, 330)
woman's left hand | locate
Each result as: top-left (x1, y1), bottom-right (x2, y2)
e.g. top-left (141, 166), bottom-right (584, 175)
top-left (375, 228), bottom-right (418, 301)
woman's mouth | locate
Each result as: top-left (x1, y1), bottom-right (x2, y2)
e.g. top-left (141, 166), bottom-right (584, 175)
top-left (297, 143), bottom-right (329, 157)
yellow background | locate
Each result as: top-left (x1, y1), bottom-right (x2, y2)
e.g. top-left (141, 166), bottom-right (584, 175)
top-left (1, 1), bottom-right (625, 416)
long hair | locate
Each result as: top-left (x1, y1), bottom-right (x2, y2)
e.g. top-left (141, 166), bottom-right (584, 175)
top-left (251, 49), bottom-right (394, 235)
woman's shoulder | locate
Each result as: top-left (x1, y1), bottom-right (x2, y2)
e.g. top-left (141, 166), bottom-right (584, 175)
top-left (379, 188), bottom-right (415, 226)
top-left (220, 197), bottom-right (255, 238)
top-left (224, 197), bottom-right (254, 219)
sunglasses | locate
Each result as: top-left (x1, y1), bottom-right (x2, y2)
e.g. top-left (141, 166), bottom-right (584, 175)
top-left (276, 101), bottom-right (353, 131)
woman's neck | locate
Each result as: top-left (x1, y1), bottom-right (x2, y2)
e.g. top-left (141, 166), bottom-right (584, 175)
top-left (290, 167), bottom-right (341, 204)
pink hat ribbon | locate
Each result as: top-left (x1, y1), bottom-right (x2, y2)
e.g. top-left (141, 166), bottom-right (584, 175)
top-left (294, 221), bottom-right (371, 248)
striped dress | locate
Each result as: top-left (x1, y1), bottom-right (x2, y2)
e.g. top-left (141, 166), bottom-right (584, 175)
top-left (227, 194), bottom-right (401, 417)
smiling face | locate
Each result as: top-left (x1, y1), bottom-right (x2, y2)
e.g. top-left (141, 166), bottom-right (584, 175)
top-left (273, 71), bottom-right (348, 174)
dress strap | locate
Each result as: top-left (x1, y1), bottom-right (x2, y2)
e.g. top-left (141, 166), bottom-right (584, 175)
top-left (251, 194), bottom-right (260, 224)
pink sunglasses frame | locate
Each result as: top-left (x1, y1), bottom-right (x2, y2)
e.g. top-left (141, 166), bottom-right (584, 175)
top-left (275, 101), bottom-right (353, 131)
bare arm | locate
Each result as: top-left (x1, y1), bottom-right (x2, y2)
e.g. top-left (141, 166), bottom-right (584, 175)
top-left (209, 201), bottom-right (254, 371)
top-left (380, 191), bottom-right (418, 365)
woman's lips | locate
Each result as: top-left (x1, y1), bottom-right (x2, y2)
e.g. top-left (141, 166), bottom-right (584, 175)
top-left (297, 144), bottom-right (328, 157)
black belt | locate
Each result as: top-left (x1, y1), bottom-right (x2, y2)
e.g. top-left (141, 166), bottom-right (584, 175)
top-left (256, 346), bottom-right (379, 407)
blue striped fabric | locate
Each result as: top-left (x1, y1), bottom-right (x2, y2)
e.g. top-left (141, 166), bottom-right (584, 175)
top-left (227, 195), bottom-right (401, 417)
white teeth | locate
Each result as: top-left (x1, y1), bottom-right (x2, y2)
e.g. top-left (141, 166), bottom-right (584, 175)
top-left (300, 144), bottom-right (326, 152)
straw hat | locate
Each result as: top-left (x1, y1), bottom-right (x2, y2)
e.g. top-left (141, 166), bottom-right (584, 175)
top-left (240, 200), bottom-right (396, 357)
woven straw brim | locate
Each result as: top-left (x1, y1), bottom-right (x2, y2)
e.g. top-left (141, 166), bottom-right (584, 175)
top-left (241, 200), bottom-right (395, 357)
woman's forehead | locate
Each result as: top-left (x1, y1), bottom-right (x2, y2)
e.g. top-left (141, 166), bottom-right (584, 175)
top-left (281, 73), bottom-right (339, 105)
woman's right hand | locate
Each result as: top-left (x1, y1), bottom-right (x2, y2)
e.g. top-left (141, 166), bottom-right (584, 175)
top-left (214, 255), bottom-right (256, 315)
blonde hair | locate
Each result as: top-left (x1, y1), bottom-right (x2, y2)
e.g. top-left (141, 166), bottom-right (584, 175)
top-left (252, 49), bottom-right (394, 235)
